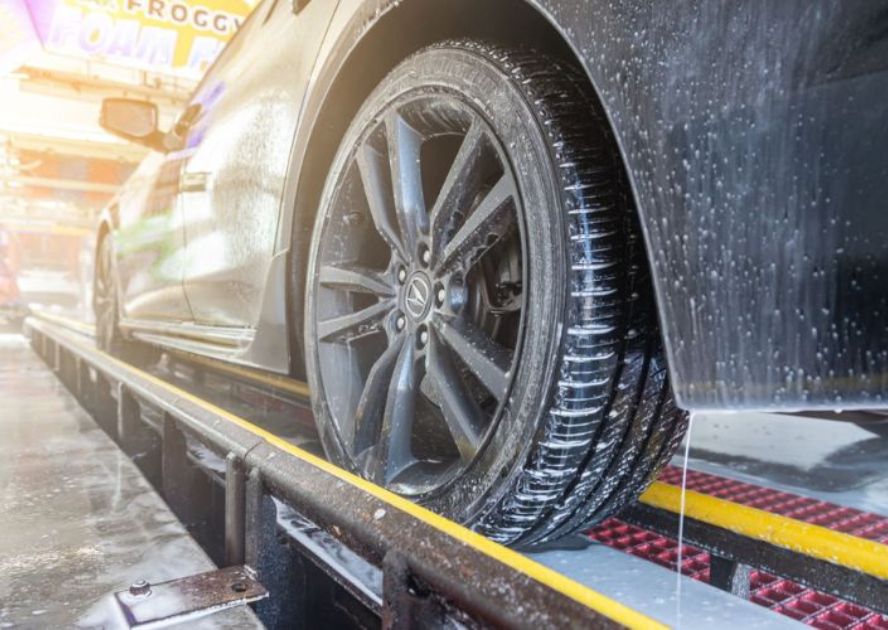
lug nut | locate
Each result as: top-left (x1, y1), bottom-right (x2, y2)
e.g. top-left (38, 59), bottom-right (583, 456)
top-left (436, 288), bottom-right (446, 306)
top-left (396, 315), bottom-right (406, 330)
top-left (397, 268), bottom-right (407, 283)
top-left (419, 330), bottom-right (429, 346)
top-left (421, 249), bottom-right (431, 265)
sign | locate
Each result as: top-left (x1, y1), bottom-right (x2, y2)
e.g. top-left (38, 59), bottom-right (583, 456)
top-left (0, 0), bottom-right (41, 75)
top-left (24, 0), bottom-right (259, 79)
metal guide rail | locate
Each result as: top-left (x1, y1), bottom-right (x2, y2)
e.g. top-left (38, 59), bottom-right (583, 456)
top-left (25, 313), bottom-right (888, 625)
top-left (24, 315), bottom-right (657, 630)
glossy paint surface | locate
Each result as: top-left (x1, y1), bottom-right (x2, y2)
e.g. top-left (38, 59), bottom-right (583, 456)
top-left (529, 0), bottom-right (888, 410)
top-left (179, 0), bottom-right (336, 327)
top-left (108, 0), bottom-right (888, 411)
top-left (115, 152), bottom-right (192, 321)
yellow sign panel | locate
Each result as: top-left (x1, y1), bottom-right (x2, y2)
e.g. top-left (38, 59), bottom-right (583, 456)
top-left (30, 0), bottom-right (260, 78)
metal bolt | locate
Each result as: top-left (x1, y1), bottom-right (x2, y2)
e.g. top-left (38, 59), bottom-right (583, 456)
top-left (419, 330), bottom-right (429, 346)
top-left (421, 248), bottom-right (431, 265)
top-left (129, 580), bottom-right (151, 597)
top-left (397, 268), bottom-right (407, 283)
top-left (436, 288), bottom-right (446, 305)
top-left (396, 315), bottom-right (406, 330)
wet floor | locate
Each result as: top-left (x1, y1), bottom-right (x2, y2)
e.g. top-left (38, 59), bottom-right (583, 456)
top-left (0, 334), bottom-right (260, 628)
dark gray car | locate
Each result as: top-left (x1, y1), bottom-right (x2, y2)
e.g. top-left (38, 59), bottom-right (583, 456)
top-left (94, 0), bottom-right (888, 546)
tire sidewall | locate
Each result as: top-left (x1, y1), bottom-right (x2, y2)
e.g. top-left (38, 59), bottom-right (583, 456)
top-left (305, 45), bottom-right (570, 524)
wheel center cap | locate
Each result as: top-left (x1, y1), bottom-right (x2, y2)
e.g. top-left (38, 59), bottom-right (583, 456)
top-left (404, 272), bottom-right (432, 321)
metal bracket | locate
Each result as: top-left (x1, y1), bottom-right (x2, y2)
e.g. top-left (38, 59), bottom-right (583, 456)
top-left (113, 565), bottom-right (267, 628)
top-left (710, 556), bottom-right (752, 599)
top-left (383, 551), bottom-right (448, 629)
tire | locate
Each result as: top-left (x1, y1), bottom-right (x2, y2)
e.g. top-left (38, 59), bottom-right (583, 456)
top-left (94, 235), bottom-right (159, 364)
top-left (304, 40), bottom-right (688, 545)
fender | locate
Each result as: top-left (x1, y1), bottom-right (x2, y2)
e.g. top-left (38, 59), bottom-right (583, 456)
top-left (268, 0), bottom-right (888, 411)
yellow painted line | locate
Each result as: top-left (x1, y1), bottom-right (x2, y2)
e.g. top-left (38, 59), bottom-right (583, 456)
top-left (33, 311), bottom-right (95, 335)
top-left (168, 350), bottom-right (310, 398)
top-left (5, 223), bottom-right (92, 237)
top-left (640, 482), bottom-right (888, 580)
top-left (49, 225), bottom-right (93, 237)
top-left (34, 320), bottom-right (663, 630)
top-left (31, 311), bottom-right (311, 397)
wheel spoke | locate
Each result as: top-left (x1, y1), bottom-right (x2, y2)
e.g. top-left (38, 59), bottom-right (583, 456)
top-left (319, 264), bottom-right (394, 297)
top-left (318, 299), bottom-right (393, 342)
top-left (349, 335), bottom-right (405, 454)
top-left (356, 142), bottom-right (408, 261)
top-left (429, 122), bottom-right (485, 262)
top-left (438, 173), bottom-right (516, 271)
top-left (436, 316), bottom-right (512, 402)
top-left (375, 339), bottom-right (421, 484)
top-left (426, 330), bottom-right (486, 462)
top-left (386, 112), bottom-right (427, 253)
top-left (315, 96), bottom-right (528, 492)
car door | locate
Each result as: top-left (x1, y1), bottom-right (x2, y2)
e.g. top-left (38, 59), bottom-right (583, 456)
top-left (179, 0), bottom-right (339, 328)
top-left (115, 151), bottom-right (192, 322)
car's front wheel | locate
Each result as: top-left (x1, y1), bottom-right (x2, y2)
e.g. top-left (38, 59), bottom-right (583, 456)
top-left (304, 41), bottom-right (688, 545)
top-left (94, 234), bottom-right (126, 354)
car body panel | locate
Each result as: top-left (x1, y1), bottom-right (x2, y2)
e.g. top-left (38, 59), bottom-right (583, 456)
top-left (527, 0), bottom-right (888, 410)
top-left (178, 0), bottom-right (338, 328)
top-left (102, 0), bottom-right (888, 412)
top-left (115, 151), bottom-right (192, 322)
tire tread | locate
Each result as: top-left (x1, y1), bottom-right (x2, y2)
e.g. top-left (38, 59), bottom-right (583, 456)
top-left (435, 41), bottom-right (689, 546)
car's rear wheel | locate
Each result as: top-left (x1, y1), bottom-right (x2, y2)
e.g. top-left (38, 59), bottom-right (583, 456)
top-left (304, 41), bottom-right (688, 545)
top-left (94, 235), bottom-right (158, 364)
top-left (95, 235), bottom-right (126, 354)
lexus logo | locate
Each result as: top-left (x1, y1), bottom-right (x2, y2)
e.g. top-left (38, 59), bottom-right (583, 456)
top-left (404, 274), bottom-right (432, 320)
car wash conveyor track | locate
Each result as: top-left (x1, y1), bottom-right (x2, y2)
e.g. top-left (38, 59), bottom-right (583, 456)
top-left (24, 314), bottom-right (659, 629)
top-left (24, 313), bottom-right (888, 627)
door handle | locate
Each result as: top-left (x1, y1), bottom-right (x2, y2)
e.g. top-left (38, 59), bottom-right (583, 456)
top-left (180, 172), bottom-right (209, 193)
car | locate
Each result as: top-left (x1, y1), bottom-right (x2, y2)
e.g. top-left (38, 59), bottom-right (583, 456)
top-left (0, 227), bottom-right (26, 327)
top-left (0, 260), bottom-right (24, 327)
top-left (93, 0), bottom-right (888, 546)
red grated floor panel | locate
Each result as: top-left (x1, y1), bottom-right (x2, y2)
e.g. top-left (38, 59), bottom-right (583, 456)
top-left (587, 467), bottom-right (888, 628)
top-left (657, 466), bottom-right (888, 545)
top-left (588, 518), bottom-right (888, 628)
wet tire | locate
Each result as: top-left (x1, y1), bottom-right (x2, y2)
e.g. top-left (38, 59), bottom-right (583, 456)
top-left (94, 235), bottom-right (158, 364)
top-left (304, 40), bottom-right (688, 546)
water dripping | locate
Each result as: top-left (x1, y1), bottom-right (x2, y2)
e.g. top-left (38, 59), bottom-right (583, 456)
top-left (674, 413), bottom-right (695, 627)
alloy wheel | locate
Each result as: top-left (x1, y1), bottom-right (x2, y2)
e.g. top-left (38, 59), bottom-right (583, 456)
top-left (311, 94), bottom-right (527, 496)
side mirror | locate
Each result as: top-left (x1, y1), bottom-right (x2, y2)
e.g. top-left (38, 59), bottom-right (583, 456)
top-left (100, 98), bottom-right (164, 150)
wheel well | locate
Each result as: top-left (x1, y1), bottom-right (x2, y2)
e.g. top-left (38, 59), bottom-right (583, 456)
top-left (288, 0), bottom-right (621, 376)
top-left (294, 0), bottom-right (584, 233)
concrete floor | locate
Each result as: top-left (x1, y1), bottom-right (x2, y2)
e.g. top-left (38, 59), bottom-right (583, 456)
top-left (0, 334), bottom-right (260, 628)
